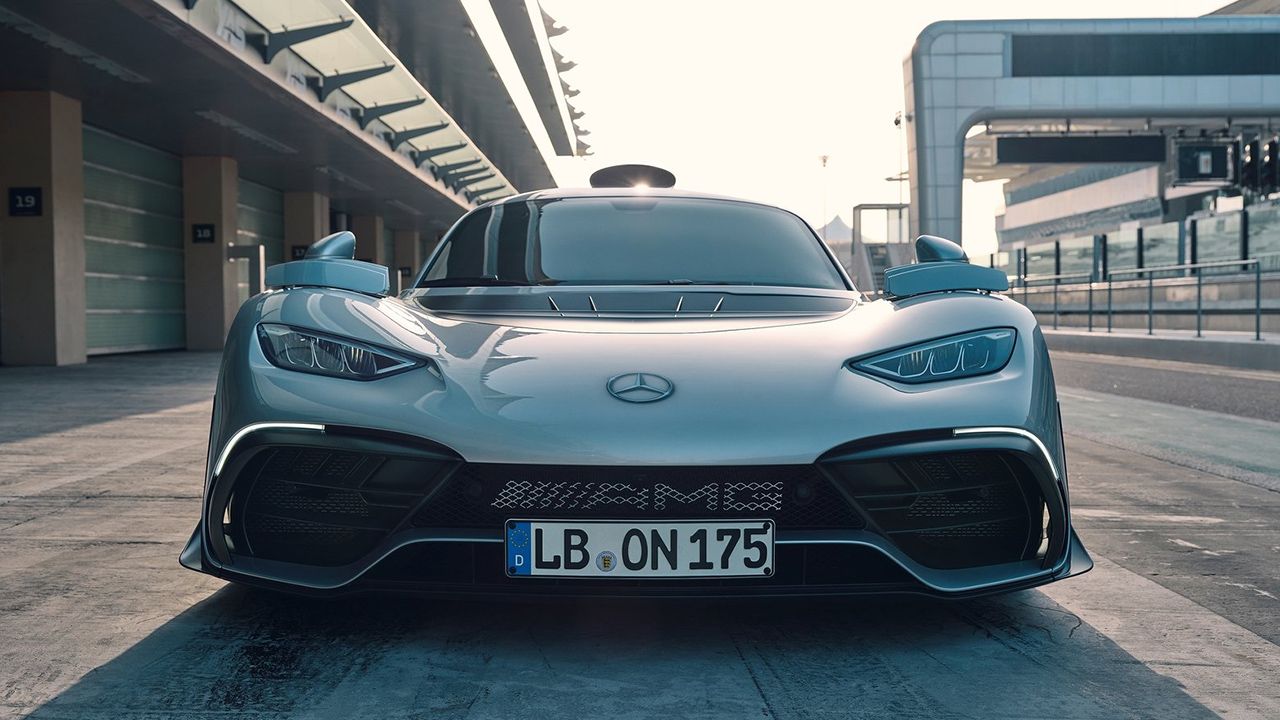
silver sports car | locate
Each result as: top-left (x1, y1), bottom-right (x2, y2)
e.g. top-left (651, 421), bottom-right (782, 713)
top-left (181, 168), bottom-right (1091, 597)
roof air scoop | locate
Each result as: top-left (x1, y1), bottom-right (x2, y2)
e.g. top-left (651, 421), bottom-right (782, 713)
top-left (265, 231), bottom-right (390, 296)
top-left (882, 235), bottom-right (1008, 300)
top-left (914, 234), bottom-right (969, 263)
top-left (305, 230), bottom-right (357, 259)
top-left (589, 164), bottom-right (676, 188)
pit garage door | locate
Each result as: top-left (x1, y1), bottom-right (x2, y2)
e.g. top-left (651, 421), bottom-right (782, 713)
top-left (82, 126), bottom-right (184, 354)
top-left (235, 178), bottom-right (284, 305)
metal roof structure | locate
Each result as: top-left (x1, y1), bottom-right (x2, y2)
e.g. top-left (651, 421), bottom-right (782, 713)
top-left (0, 0), bottom-right (584, 233)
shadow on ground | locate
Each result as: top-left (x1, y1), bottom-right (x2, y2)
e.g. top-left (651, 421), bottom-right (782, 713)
top-left (0, 352), bottom-right (219, 442)
top-left (26, 585), bottom-right (1215, 720)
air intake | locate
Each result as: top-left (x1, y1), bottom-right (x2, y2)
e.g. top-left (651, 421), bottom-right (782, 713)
top-left (825, 450), bottom-right (1044, 569)
top-left (229, 446), bottom-right (451, 566)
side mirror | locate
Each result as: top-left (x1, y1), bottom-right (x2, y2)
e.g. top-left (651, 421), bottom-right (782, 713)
top-left (882, 235), bottom-right (1008, 299)
top-left (264, 231), bottom-right (390, 296)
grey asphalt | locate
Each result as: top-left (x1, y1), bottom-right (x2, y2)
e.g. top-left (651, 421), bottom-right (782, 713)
top-left (1, 351), bottom-right (1278, 719)
top-left (1050, 350), bottom-right (1280, 422)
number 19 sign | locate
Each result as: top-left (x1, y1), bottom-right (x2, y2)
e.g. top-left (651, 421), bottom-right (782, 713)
top-left (8, 187), bottom-right (42, 217)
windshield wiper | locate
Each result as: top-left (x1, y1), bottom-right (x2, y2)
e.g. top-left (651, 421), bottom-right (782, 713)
top-left (419, 276), bottom-right (538, 288)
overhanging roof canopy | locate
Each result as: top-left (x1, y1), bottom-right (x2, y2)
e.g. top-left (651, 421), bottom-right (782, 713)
top-left (233, 0), bottom-right (518, 200)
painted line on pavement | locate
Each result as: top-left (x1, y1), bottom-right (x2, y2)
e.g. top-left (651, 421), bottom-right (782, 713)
top-left (1041, 554), bottom-right (1280, 718)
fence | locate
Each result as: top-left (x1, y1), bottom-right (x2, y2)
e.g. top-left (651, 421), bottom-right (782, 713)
top-left (1019, 254), bottom-right (1278, 340)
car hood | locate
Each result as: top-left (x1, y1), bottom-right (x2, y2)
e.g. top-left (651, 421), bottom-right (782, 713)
top-left (232, 286), bottom-right (1048, 465)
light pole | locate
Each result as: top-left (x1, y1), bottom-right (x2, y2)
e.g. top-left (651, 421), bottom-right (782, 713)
top-left (819, 154), bottom-right (830, 242)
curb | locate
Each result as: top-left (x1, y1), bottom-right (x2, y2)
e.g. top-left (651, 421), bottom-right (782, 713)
top-left (1042, 330), bottom-right (1279, 372)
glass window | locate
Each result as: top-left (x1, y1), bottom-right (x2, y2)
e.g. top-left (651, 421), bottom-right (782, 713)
top-left (1195, 212), bottom-right (1242, 273)
top-left (1057, 236), bottom-right (1095, 279)
top-left (1002, 251), bottom-right (1020, 285)
top-left (1142, 222), bottom-right (1182, 278)
top-left (1107, 229), bottom-right (1140, 274)
top-left (1247, 203), bottom-right (1280, 258)
top-left (1012, 33), bottom-right (1280, 77)
top-left (1024, 241), bottom-right (1057, 281)
top-left (420, 197), bottom-right (848, 290)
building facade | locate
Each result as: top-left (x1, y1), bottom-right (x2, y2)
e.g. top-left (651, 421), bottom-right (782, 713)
top-left (0, 0), bottom-right (584, 365)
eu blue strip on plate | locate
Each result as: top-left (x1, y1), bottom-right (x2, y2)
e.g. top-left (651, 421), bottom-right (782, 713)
top-left (506, 521), bottom-right (532, 575)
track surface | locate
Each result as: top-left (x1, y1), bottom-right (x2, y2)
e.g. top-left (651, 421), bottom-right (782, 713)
top-left (1, 351), bottom-right (1278, 719)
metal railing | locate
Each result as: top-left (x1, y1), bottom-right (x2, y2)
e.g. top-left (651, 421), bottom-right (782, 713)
top-left (1019, 256), bottom-right (1272, 341)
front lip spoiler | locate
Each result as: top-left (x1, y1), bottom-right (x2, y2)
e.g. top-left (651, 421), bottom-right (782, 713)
top-left (180, 523), bottom-right (1091, 598)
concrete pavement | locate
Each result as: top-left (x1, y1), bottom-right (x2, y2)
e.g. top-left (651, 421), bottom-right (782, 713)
top-left (1, 351), bottom-right (1278, 719)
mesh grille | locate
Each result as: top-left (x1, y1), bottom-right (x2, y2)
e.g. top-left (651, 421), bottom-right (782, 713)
top-left (413, 464), bottom-right (864, 530)
top-left (233, 446), bottom-right (448, 566)
top-left (255, 480), bottom-right (370, 517)
top-left (827, 451), bottom-right (1039, 570)
top-left (243, 514), bottom-right (382, 566)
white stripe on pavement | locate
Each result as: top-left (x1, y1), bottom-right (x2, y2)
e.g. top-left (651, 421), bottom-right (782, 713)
top-left (1041, 555), bottom-right (1280, 719)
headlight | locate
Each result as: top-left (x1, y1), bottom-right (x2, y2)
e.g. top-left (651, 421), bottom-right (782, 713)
top-left (257, 323), bottom-right (424, 380)
top-left (851, 328), bottom-right (1017, 384)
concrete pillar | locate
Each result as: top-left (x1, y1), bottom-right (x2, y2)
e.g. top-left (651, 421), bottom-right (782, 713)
top-left (0, 91), bottom-right (86, 366)
top-left (351, 213), bottom-right (385, 265)
top-left (182, 156), bottom-right (239, 351)
top-left (393, 229), bottom-right (421, 292)
top-left (283, 191), bottom-right (329, 261)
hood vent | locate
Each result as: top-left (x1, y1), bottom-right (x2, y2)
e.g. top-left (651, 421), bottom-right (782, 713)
top-left (413, 290), bottom-right (853, 317)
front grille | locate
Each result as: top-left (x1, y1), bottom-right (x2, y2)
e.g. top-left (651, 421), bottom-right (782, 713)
top-left (825, 451), bottom-right (1042, 569)
top-left (229, 446), bottom-right (451, 566)
top-left (411, 464), bottom-right (865, 530)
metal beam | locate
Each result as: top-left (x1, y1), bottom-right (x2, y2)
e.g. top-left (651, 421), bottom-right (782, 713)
top-left (453, 173), bottom-right (495, 190)
top-left (431, 158), bottom-right (483, 181)
top-left (553, 48), bottom-right (576, 72)
top-left (466, 185), bottom-right (505, 202)
top-left (435, 158), bottom-right (483, 173)
top-left (440, 167), bottom-right (490, 187)
top-left (411, 143), bottom-right (468, 168)
top-left (354, 97), bottom-right (426, 130)
top-left (446, 166), bottom-right (491, 182)
top-left (247, 17), bottom-right (353, 64)
top-left (387, 122), bottom-right (450, 151)
top-left (307, 63), bottom-right (394, 102)
top-left (542, 9), bottom-right (569, 36)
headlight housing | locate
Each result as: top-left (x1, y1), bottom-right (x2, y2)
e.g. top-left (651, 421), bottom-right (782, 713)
top-left (851, 328), bottom-right (1017, 384)
top-left (257, 323), bottom-right (424, 380)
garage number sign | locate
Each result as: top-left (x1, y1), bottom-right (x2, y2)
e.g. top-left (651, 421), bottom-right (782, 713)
top-left (8, 187), bottom-right (42, 217)
top-left (192, 223), bottom-right (215, 244)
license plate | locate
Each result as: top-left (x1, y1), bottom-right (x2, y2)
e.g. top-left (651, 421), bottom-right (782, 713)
top-left (505, 519), bottom-right (774, 578)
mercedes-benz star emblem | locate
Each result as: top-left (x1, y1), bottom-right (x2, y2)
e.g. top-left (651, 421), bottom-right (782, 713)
top-left (606, 372), bottom-right (674, 403)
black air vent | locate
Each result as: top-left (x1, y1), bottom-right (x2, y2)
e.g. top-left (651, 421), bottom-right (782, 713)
top-left (230, 446), bottom-right (451, 566)
top-left (413, 291), bottom-right (853, 317)
top-left (825, 451), bottom-right (1043, 569)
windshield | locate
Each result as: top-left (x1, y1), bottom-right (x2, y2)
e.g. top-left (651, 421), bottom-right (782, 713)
top-left (417, 196), bottom-right (848, 290)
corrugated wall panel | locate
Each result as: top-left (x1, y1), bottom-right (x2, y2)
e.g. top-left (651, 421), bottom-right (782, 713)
top-left (83, 126), bottom-right (184, 354)
top-left (236, 178), bottom-right (284, 305)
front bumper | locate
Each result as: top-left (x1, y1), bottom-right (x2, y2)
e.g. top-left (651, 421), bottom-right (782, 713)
top-left (181, 425), bottom-right (1092, 597)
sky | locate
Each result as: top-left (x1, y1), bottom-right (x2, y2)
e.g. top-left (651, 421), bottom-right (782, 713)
top-left (540, 0), bottom-right (1227, 255)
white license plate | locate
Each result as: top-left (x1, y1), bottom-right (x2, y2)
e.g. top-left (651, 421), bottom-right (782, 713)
top-left (505, 519), bottom-right (774, 578)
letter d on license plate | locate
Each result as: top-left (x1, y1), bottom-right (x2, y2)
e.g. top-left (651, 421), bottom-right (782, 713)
top-left (505, 519), bottom-right (773, 578)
